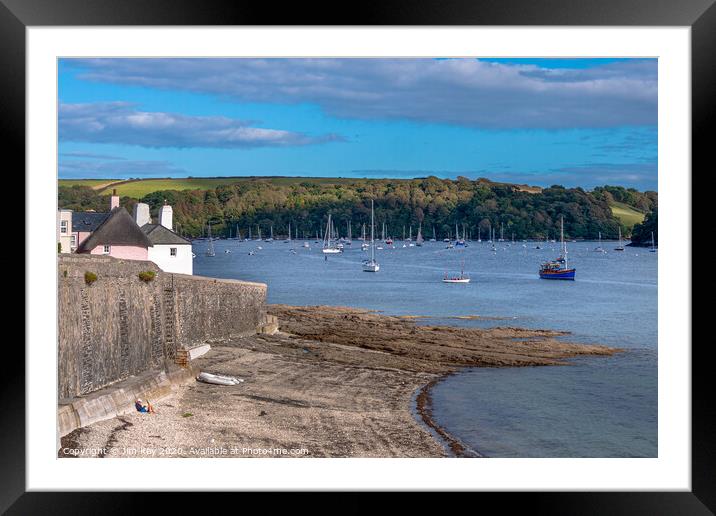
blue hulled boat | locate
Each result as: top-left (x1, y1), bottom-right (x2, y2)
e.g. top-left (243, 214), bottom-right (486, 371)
top-left (539, 263), bottom-right (576, 280)
top-left (539, 216), bottom-right (576, 280)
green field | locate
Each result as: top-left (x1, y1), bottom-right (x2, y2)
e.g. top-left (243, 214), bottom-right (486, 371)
top-left (59, 179), bottom-right (123, 190)
top-left (60, 176), bottom-right (386, 198)
top-left (98, 178), bottom-right (247, 197)
top-left (610, 201), bottom-right (646, 228)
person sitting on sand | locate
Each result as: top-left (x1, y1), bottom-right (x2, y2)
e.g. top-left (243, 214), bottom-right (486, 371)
top-left (135, 398), bottom-right (156, 414)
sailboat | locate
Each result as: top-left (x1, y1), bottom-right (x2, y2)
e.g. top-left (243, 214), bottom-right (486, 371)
top-left (416, 225), bottom-right (424, 246)
top-left (443, 260), bottom-right (470, 283)
top-left (205, 223), bottom-right (216, 257)
top-left (594, 232), bottom-right (604, 252)
top-left (430, 226), bottom-right (437, 242)
top-left (322, 214), bottom-right (342, 254)
top-left (285, 222), bottom-right (291, 243)
top-left (362, 200), bottom-right (380, 272)
top-left (455, 222), bottom-right (465, 247)
top-left (539, 216), bottom-right (575, 280)
top-left (343, 220), bottom-right (352, 245)
top-left (649, 231), bottom-right (657, 252)
top-left (614, 227), bottom-right (625, 251)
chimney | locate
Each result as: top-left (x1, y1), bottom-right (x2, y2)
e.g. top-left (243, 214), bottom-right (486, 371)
top-left (133, 202), bottom-right (151, 227)
top-left (159, 200), bottom-right (173, 231)
top-left (110, 189), bottom-right (120, 210)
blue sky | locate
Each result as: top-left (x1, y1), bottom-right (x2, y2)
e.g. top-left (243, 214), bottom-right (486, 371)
top-left (58, 58), bottom-right (657, 190)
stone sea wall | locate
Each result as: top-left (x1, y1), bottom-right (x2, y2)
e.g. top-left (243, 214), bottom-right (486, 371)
top-left (57, 255), bottom-right (267, 400)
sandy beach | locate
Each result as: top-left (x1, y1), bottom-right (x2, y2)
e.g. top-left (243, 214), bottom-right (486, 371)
top-left (60, 305), bottom-right (619, 458)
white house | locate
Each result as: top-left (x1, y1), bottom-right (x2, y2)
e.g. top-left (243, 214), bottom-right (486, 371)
top-left (58, 196), bottom-right (193, 275)
top-left (136, 201), bottom-right (193, 275)
top-left (57, 209), bottom-right (74, 253)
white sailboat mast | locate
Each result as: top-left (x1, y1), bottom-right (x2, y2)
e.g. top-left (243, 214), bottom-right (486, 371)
top-left (324, 214), bottom-right (331, 246)
top-left (561, 215), bottom-right (568, 268)
top-left (371, 200), bottom-right (375, 262)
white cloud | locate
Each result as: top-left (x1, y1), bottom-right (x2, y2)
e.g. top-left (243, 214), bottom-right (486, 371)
top-left (66, 58), bottom-right (658, 129)
top-left (58, 102), bottom-right (344, 148)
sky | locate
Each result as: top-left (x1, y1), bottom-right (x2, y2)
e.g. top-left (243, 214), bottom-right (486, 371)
top-left (58, 58), bottom-right (658, 191)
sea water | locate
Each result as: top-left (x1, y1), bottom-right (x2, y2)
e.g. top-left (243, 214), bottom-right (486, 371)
top-left (194, 239), bottom-right (657, 457)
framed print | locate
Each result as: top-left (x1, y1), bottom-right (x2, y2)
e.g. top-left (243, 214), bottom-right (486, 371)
top-left (4, 0), bottom-right (710, 511)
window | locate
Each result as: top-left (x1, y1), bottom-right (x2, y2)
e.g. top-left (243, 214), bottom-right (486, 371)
top-left (103, 245), bottom-right (111, 254)
top-left (70, 235), bottom-right (76, 249)
top-left (60, 220), bottom-right (68, 234)
top-left (170, 247), bottom-right (177, 257)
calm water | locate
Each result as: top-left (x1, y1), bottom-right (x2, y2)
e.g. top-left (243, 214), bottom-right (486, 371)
top-left (193, 238), bottom-right (657, 457)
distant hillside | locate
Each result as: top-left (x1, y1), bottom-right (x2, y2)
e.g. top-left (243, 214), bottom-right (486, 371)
top-left (610, 201), bottom-right (646, 228)
top-left (59, 176), bottom-right (547, 198)
top-left (60, 176), bottom-right (368, 199)
top-left (59, 179), bottom-right (123, 191)
top-left (59, 176), bottom-right (656, 241)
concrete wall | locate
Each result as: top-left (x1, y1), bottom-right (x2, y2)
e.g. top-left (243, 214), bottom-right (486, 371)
top-left (58, 254), bottom-right (267, 401)
top-left (148, 243), bottom-right (193, 275)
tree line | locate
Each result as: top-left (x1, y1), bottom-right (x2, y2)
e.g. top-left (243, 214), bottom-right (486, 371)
top-left (58, 176), bottom-right (657, 241)
top-left (628, 208), bottom-right (658, 247)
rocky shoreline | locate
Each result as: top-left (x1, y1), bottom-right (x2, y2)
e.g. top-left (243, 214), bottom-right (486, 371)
top-left (60, 305), bottom-right (620, 458)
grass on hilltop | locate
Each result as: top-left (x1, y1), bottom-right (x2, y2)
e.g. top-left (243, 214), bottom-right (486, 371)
top-left (59, 179), bottom-right (123, 190)
top-left (610, 201), bottom-right (646, 228)
top-left (60, 176), bottom-right (384, 198)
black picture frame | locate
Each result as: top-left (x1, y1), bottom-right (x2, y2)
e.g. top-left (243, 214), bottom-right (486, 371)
top-left (4, 0), bottom-right (708, 511)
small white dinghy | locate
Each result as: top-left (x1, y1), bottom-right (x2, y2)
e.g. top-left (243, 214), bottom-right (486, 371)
top-left (196, 372), bottom-right (244, 386)
top-left (442, 260), bottom-right (470, 283)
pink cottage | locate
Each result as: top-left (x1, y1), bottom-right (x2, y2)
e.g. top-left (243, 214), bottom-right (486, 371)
top-left (75, 206), bottom-right (151, 259)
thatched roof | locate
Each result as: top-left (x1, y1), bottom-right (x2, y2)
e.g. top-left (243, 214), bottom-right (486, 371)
top-left (77, 207), bottom-right (152, 252)
top-left (141, 224), bottom-right (191, 245)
